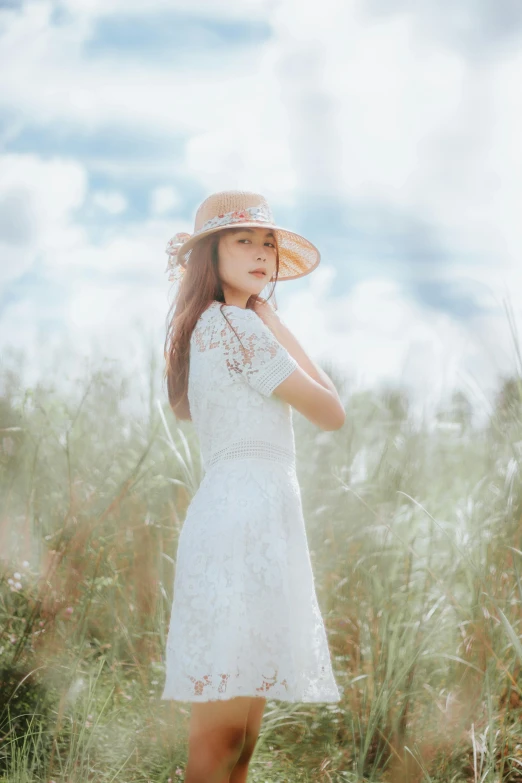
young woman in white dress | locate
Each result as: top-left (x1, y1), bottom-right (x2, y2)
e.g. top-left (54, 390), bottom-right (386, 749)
top-left (162, 191), bottom-right (345, 783)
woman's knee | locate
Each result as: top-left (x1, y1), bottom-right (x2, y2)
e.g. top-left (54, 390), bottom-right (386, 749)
top-left (236, 733), bottom-right (257, 765)
top-left (238, 696), bottom-right (266, 763)
top-left (188, 701), bottom-right (248, 762)
top-left (189, 723), bottom-right (245, 757)
top-left (186, 726), bottom-right (246, 783)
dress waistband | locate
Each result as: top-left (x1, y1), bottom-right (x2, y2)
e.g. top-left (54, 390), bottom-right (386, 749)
top-left (206, 439), bottom-right (296, 470)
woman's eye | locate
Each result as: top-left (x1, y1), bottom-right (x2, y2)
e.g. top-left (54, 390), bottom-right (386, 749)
top-left (238, 238), bottom-right (275, 248)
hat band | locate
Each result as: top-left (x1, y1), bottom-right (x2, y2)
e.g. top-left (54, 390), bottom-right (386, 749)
top-left (194, 204), bottom-right (273, 237)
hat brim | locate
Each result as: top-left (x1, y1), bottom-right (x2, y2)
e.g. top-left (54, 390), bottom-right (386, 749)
top-left (175, 222), bottom-right (321, 281)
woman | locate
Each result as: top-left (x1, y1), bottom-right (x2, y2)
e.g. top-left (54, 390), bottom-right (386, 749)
top-left (161, 190), bottom-right (344, 783)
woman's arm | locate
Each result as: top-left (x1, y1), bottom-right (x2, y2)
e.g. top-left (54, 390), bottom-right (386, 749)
top-left (273, 319), bottom-right (342, 398)
top-left (252, 299), bottom-right (345, 420)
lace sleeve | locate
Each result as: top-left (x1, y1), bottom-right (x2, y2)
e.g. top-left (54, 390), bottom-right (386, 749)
top-left (220, 307), bottom-right (299, 397)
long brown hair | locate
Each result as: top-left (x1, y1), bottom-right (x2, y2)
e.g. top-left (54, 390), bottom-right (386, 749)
top-left (163, 227), bottom-right (281, 421)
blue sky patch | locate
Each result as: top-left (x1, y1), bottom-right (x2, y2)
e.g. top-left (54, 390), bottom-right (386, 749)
top-left (7, 121), bottom-right (184, 164)
top-left (83, 12), bottom-right (272, 62)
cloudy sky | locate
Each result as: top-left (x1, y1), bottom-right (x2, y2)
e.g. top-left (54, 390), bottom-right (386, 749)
top-left (1, 0), bottom-right (522, 418)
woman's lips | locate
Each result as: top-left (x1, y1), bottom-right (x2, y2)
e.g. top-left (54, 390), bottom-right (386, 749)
top-left (249, 271), bottom-right (265, 278)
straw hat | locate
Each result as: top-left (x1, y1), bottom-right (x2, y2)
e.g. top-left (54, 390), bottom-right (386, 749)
top-left (165, 190), bottom-right (320, 283)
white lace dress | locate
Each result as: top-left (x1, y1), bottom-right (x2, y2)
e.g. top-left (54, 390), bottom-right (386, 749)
top-left (161, 300), bottom-right (341, 703)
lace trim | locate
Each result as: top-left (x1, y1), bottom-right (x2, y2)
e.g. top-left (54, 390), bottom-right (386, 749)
top-left (187, 670), bottom-right (290, 697)
top-left (247, 351), bottom-right (298, 397)
top-left (207, 439), bottom-right (295, 470)
top-left (161, 661), bottom-right (341, 702)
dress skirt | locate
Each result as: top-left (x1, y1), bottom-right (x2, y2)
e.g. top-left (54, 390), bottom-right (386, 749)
top-left (160, 457), bottom-right (341, 703)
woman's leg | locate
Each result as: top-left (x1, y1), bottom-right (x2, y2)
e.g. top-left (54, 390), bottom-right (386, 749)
top-left (185, 695), bottom-right (250, 783)
top-left (229, 697), bottom-right (267, 783)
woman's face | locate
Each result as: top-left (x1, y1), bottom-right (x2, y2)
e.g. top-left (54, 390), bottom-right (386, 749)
top-left (217, 226), bottom-right (278, 305)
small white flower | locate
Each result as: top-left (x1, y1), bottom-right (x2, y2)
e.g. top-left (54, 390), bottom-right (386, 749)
top-left (66, 677), bottom-right (85, 704)
top-left (2, 436), bottom-right (14, 455)
top-left (13, 572), bottom-right (21, 579)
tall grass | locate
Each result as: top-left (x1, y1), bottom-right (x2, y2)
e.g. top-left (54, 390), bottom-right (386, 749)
top-left (0, 334), bottom-right (521, 782)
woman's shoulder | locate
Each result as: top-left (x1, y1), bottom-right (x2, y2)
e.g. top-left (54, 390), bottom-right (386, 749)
top-left (192, 302), bottom-right (257, 347)
top-left (204, 301), bottom-right (259, 327)
top-left (209, 301), bottom-right (257, 316)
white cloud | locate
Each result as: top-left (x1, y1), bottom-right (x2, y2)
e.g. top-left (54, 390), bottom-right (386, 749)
top-left (60, 0), bottom-right (274, 20)
top-left (43, 217), bottom-right (191, 278)
top-left (0, 2), bottom-right (273, 136)
top-left (184, 127), bottom-right (298, 207)
top-left (270, 0), bottom-right (522, 287)
top-left (0, 279), bottom-right (167, 422)
top-left (66, 275), bottom-right (166, 340)
top-left (92, 189), bottom-right (127, 214)
top-left (3, 0), bottom-right (520, 285)
top-left (150, 186), bottom-right (181, 216)
top-left (282, 268), bottom-right (511, 419)
top-left (0, 153), bottom-right (87, 286)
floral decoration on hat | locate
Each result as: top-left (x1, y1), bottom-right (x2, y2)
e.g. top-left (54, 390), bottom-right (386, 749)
top-left (165, 232), bottom-right (191, 282)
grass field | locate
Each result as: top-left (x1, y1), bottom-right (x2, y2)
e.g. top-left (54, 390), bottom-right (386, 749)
top-left (1, 346), bottom-right (521, 782)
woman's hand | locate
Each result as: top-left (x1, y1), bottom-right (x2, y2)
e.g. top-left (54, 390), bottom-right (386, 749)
top-left (251, 297), bottom-right (283, 334)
